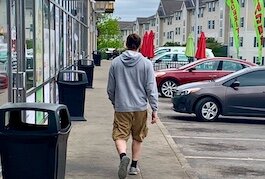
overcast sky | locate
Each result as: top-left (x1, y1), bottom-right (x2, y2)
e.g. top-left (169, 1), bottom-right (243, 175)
top-left (112, 0), bottom-right (160, 21)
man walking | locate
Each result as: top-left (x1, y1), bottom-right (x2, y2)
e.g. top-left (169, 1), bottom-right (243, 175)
top-left (107, 33), bottom-right (159, 179)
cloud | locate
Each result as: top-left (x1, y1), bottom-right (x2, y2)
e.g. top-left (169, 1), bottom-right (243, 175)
top-left (113, 0), bottom-right (160, 21)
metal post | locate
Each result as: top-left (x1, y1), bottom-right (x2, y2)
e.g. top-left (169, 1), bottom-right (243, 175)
top-left (6, 0), bottom-right (12, 102)
top-left (194, 0), bottom-right (199, 51)
top-left (15, 0), bottom-right (26, 102)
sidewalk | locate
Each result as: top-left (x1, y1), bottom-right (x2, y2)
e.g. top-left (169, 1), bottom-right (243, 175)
top-left (65, 60), bottom-right (198, 179)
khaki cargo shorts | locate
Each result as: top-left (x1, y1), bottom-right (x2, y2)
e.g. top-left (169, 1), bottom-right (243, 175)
top-left (112, 110), bottom-right (148, 142)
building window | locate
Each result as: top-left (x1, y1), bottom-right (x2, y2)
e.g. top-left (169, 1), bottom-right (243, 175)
top-left (241, 0), bottom-right (245, 7)
top-left (176, 12), bottom-right (181, 20)
top-left (208, 3), bottom-right (212, 12)
top-left (164, 32), bottom-right (165, 37)
top-left (151, 20), bottom-right (155, 26)
top-left (220, 10), bottom-right (223, 19)
top-left (240, 37), bottom-right (243, 47)
top-left (219, 29), bottom-right (223, 37)
top-left (208, 20), bottom-right (215, 29)
top-left (254, 37), bottom-right (265, 47)
top-left (230, 37), bottom-right (234, 46)
top-left (198, 26), bottom-right (202, 34)
top-left (170, 31), bottom-right (174, 39)
top-left (240, 17), bottom-right (244, 27)
top-left (199, 8), bottom-right (204, 18)
top-left (167, 17), bottom-right (172, 25)
top-left (212, 2), bottom-right (216, 11)
top-left (208, 2), bottom-right (216, 12)
top-left (175, 27), bottom-right (181, 35)
top-left (253, 57), bottom-right (265, 65)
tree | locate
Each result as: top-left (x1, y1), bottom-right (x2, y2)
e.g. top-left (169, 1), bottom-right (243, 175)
top-left (163, 42), bottom-right (182, 47)
top-left (206, 38), bottom-right (227, 57)
top-left (96, 14), bottom-right (123, 50)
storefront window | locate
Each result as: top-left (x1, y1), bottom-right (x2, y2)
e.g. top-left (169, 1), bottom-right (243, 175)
top-left (25, 0), bottom-right (34, 90)
top-left (50, 3), bottom-right (55, 76)
top-left (0, 0), bottom-right (9, 105)
top-left (35, 0), bottom-right (44, 86)
top-left (43, 0), bottom-right (50, 81)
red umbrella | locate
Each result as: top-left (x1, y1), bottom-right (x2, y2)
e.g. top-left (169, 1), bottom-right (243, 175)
top-left (195, 32), bottom-right (206, 59)
top-left (140, 31), bottom-right (148, 57)
top-left (146, 30), bottom-right (154, 58)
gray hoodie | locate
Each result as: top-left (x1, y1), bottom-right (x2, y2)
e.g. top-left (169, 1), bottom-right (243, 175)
top-left (107, 50), bottom-right (158, 112)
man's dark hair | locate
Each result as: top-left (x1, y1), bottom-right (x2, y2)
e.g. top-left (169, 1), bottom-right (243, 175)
top-left (126, 33), bottom-right (141, 50)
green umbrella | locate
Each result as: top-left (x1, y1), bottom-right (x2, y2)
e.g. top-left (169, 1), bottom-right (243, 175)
top-left (185, 33), bottom-right (195, 58)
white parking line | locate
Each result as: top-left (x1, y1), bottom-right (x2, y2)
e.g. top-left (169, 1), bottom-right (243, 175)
top-left (186, 156), bottom-right (265, 162)
top-left (172, 136), bottom-right (265, 142)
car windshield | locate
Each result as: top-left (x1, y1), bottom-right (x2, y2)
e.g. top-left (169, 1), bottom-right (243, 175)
top-left (214, 67), bottom-right (251, 83)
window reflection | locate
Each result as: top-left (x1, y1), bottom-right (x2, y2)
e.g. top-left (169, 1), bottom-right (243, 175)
top-left (0, 0), bottom-right (9, 104)
top-left (25, 0), bottom-right (34, 90)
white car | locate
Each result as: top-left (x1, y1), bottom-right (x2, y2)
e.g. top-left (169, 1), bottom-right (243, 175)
top-left (154, 46), bottom-right (215, 58)
top-left (152, 51), bottom-right (189, 70)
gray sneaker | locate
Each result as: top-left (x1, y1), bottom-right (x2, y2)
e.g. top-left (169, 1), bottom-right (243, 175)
top-left (118, 156), bottom-right (130, 179)
top-left (128, 166), bottom-right (140, 175)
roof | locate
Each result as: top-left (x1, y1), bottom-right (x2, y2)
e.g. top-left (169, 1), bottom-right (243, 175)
top-left (118, 21), bottom-right (134, 30)
top-left (185, 0), bottom-right (212, 10)
top-left (136, 17), bottom-right (149, 24)
top-left (159, 0), bottom-right (184, 16)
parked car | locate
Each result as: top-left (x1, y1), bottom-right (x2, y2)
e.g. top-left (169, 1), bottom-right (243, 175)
top-left (172, 66), bottom-right (265, 121)
top-left (154, 46), bottom-right (215, 58)
top-left (152, 51), bottom-right (189, 70)
top-left (155, 57), bottom-right (257, 97)
top-left (0, 73), bottom-right (8, 93)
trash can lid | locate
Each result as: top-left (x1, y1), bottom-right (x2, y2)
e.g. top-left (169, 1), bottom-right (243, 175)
top-left (57, 70), bottom-right (88, 84)
top-left (0, 103), bottom-right (71, 133)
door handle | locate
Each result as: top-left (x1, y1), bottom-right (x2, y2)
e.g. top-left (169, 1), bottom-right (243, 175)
top-left (209, 75), bottom-right (217, 78)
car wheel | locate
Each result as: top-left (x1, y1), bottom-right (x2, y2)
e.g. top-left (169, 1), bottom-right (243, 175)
top-left (160, 80), bottom-right (178, 98)
top-left (195, 97), bottom-right (220, 121)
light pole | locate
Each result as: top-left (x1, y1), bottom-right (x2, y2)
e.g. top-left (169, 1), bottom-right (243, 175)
top-left (194, 0), bottom-right (199, 51)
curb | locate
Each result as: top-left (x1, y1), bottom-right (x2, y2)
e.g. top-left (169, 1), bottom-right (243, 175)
top-left (155, 118), bottom-right (200, 179)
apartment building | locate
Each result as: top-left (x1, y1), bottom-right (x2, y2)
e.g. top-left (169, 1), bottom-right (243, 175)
top-left (119, 0), bottom-right (265, 65)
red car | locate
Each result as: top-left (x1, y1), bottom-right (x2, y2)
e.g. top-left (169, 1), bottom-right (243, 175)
top-left (0, 73), bottom-right (8, 94)
top-left (155, 57), bottom-right (257, 97)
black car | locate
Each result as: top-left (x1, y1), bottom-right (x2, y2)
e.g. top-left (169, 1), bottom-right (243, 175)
top-left (172, 66), bottom-right (265, 121)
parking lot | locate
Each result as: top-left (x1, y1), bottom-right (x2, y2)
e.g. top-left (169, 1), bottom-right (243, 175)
top-left (158, 97), bottom-right (265, 179)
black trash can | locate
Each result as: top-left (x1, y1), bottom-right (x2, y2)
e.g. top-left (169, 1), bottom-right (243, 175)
top-left (77, 59), bottom-right (94, 88)
top-left (57, 70), bottom-right (88, 121)
top-left (0, 103), bottom-right (71, 179)
top-left (93, 51), bottom-right (102, 66)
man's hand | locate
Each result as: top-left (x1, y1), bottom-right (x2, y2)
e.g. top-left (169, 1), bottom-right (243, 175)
top-left (151, 111), bottom-right (159, 124)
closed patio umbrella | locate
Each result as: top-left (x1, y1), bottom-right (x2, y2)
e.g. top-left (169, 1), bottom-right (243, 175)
top-left (195, 32), bottom-right (206, 59)
top-left (185, 33), bottom-right (195, 62)
top-left (140, 31), bottom-right (148, 57)
top-left (146, 30), bottom-right (154, 59)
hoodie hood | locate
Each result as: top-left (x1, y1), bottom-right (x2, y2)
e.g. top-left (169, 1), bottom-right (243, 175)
top-left (120, 50), bottom-right (142, 67)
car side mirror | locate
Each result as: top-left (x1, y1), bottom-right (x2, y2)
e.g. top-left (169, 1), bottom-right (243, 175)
top-left (230, 81), bottom-right (240, 88)
top-left (188, 67), bottom-right (196, 72)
